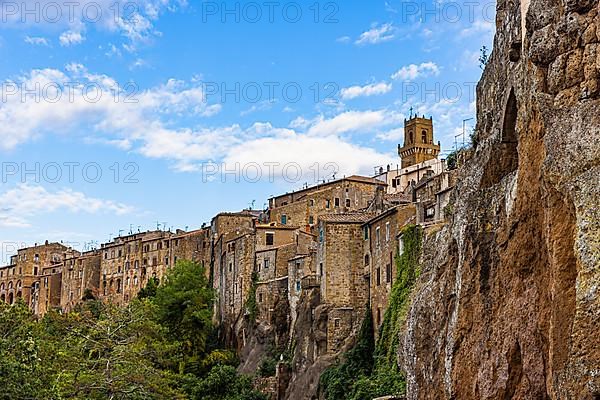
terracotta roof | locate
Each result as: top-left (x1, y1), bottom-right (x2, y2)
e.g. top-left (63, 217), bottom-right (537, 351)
top-left (319, 212), bottom-right (376, 224)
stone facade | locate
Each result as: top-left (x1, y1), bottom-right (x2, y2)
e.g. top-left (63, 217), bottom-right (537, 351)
top-left (363, 205), bottom-right (416, 333)
top-left (0, 242), bottom-right (69, 310)
top-left (317, 213), bottom-right (373, 353)
top-left (61, 250), bottom-right (102, 312)
top-left (398, 116), bottom-right (441, 169)
top-left (269, 176), bottom-right (386, 233)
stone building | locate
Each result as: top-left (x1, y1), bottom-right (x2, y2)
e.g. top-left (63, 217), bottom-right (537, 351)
top-left (398, 116), bottom-right (441, 169)
top-left (60, 250), bottom-right (102, 312)
top-left (0, 242), bottom-right (69, 311)
top-left (211, 211), bottom-right (262, 340)
top-left (414, 170), bottom-right (457, 224)
top-left (98, 228), bottom-right (212, 305)
top-left (375, 116), bottom-right (445, 195)
top-left (268, 176), bottom-right (386, 233)
top-left (363, 205), bottom-right (416, 332)
top-left (316, 212), bottom-right (374, 353)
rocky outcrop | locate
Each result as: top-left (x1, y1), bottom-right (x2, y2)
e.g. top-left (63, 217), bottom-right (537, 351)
top-left (401, 0), bottom-right (599, 399)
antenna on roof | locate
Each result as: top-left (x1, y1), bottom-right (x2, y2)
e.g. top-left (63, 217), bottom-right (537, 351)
top-left (163, 222), bottom-right (168, 232)
top-left (129, 224), bottom-right (134, 235)
top-left (156, 221), bottom-right (161, 230)
top-left (185, 225), bottom-right (189, 232)
top-left (118, 229), bottom-right (124, 237)
top-left (137, 226), bottom-right (141, 233)
top-left (109, 233), bottom-right (113, 242)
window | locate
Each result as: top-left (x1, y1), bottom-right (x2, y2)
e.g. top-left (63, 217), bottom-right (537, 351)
top-left (281, 215), bottom-right (287, 225)
top-left (319, 263), bottom-right (323, 276)
top-left (364, 226), bottom-right (369, 240)
top-left (229, 263), bottom-right (233, 272)
top-left (375, 227), bottom-right (381, 248)
top-left (408, 130), bottom-right (413, 143)
top-left (258, 293), bottom-right (263, 303)
top-left (266, 233), bottom-right (274, 246)
top-left (309, 216), bottom-right (314, 225)
top-left (33, 267), bottom-right (38, 276)
top-left (398, 236), bottom-right (404, 255)
top-left (364, 254), bottom-right (370, 266)
top-left (377, 308), bottom-right (381, 325)
top-left (421, 130), bottom-right (427, 143)
top-left (386, 263), bottom-right (392, 283)
top-left (309, 199), bottom-right (314, 206)
top-left (165, 257), bottom-right (169, 265)
top-left (264, 259), bottom-right (270, 269)
top-left (334, 319), bottom-right (340, 328)
top-left (134, 276), bottom-right (138, 286)
top-left (326, 199), bottom-right (331, 209)
top-left (345, 198), bottom-right (351, 207)
top-left (116, 279), bottom-right (122, 293)
top-left (376, 268), bottom-right (381, 286)
top-left (334, 198), bottom-right (340, 207)
top-left (385, 222), bottom-right (390, 242)
top-left (34, 254), bottom-right (39, 262)
top-left (118, 265), bottom-right (122, 273)
top-left (296, 281), bottom-right (301, 292)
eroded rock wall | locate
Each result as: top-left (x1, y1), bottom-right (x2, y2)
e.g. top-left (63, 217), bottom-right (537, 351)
top-left (401, 0), bottom-right (600, 399)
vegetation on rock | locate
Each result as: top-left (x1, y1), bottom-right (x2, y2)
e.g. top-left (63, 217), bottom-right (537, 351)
top-left (319, 225), bottom-right (422, 400)
top-left (0, 261), bottom-right (266, 400)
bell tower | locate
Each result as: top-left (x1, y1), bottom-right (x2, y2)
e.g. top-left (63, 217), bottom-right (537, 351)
top-left (398, 115), bottom-right (440, 168)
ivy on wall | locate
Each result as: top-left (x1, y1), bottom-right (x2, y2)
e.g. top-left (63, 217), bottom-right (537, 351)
top-left (319, 225), bottom-right (423, 400)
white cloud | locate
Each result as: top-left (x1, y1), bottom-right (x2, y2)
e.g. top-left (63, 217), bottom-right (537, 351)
top-left (336, 36), bottom-right (351, 43)
top-left (0, 65), bottom-right (222, 151)
top-left (341, 82), bottom-right (392, 100)
top-left (3, 1), bottom-right (186, 49)
top-left (355, 23), bottom-right (395, 45)
top-left (307, 110), bottom-right (400, 137)
top-left (0, 64), bottom-right (405, 180)
top-left (0, 184), bottom-right (134, 228)
top-left (460, 19), bottom-right (494, 38)
top-left (391, 62), bottom-right (440, 80)
top-left (59, 30), bottom-right (85, 46)
top-left (24, 36), bottom-right (50, 46)
top-left (223, 127), bottom-right (397, 180)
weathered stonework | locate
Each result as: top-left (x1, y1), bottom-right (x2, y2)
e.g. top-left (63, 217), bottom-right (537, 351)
top-left (400, 0), bottom-right (600, 398)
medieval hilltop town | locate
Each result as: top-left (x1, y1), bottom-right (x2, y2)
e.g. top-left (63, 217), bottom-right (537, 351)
top-left (2, 115), bottom-right (455, 360)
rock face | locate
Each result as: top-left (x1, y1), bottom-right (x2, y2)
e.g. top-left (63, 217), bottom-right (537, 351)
top-left (400, 0), bottom-right (600, 399)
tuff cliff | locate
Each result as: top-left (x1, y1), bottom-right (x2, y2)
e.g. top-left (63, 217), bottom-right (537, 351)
top-left (401, 0), bottom-right (600, 399)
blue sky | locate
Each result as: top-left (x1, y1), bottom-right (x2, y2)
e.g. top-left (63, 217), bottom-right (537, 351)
top-left (0, 0), bottom-right (494, 260)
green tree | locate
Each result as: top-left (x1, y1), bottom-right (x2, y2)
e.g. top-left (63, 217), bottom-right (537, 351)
top-left (138, 276), bottom-right (160, 300)
top-left (185, 365), bottom-right (267, 400)
top-left (153, 260), bottom-right (215, 360)
top-left (54, 300), bottom-right (184, 399)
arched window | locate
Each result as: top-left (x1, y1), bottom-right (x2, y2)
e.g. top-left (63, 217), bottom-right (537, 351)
top-left (408, 131), bottom-right (414, 143)
top-left (134, 276), bottom-right (139, 286)
top-left (126, 276), bottom-right (130, 287)
top-left (16, 291), bottom-right (21, 299)
top-left (8, 293), bottom-right (13, 305)
top-left (0, 294), bottom-right (4, 302)
top-left (364, 254), bottom-right (370, 266)
top-left (116, 279), bottom-right (122, 294)
top-left (421, 130), bottom-right (428, 143)
top-left (8, 282), bottom-right (13, 290)
top-left (16, 281), bottom-right (21, 289)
